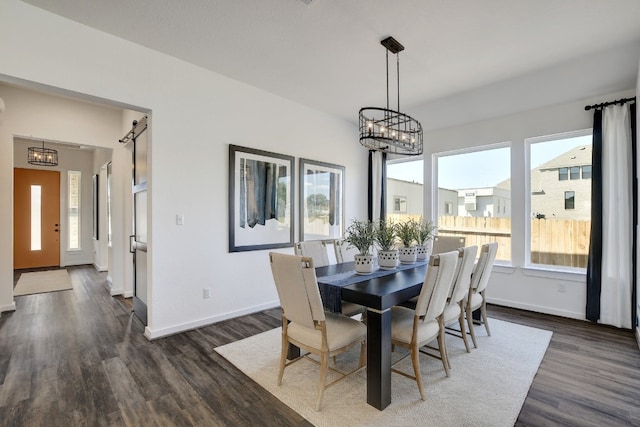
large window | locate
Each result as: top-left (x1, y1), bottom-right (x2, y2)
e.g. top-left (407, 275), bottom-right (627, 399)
top-left (68, 171), bottom-right (81, 250)
top-left (528, 132), bottom-right (591, 269)
top-left (386, 159), bottom-right (423, 222)
top-left (436, 144), bottom-right (511, 262)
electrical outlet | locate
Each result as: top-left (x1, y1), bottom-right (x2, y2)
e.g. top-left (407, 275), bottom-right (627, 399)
top-left (203, 287), bottom-right (211, 299)
top-left (557, 283), bottom-right (567, 293)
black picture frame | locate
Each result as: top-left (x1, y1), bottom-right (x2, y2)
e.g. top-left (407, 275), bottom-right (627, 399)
top-left (299, 158), bottom-right (345, 242)
top-left (228, 144), bottom-right (294, 252)
top-left (92, 174), bottom-right (99, 240)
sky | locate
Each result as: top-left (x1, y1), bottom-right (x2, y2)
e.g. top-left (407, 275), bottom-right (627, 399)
top-left (387, 134), bottom-right (591, 189)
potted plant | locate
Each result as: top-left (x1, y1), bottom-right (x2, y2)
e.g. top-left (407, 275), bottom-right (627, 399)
top-left (344, 218), bottom-right (376, 274)
top-left (396, 218), bottom-right (418, 264)
top-left (375, 219), bottom-right (398, 270)
top-left (416, 218), bottom-right (436, 260)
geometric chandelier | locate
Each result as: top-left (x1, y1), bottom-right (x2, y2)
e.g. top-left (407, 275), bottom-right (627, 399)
top-left (28, 140), bottom-right (58, 166)
top-left (359, 36), bottom-right (423, 156)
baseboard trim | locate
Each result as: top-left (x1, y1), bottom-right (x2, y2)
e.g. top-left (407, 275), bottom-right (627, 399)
top-left (636, 327), bottom-right (640, 351)
top-left (93, 263), bottom-right (108, 272)
top-left (487, 297), bottom-right (584, 320)
top-left (143, 300), bottom-right (281, 340)
top-left (0, 302), bottom-right (17, 313)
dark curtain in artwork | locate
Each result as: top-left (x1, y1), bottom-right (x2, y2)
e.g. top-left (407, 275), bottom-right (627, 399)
top-left (329, 172), bottom-right (340, 226)
top-left (586, 109), bottom-right (603, 322)
top-left (241, 159), bottom-right (279, 228)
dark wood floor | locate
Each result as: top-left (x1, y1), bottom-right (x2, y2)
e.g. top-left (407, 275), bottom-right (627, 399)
top-left (1, 266), bottom-right (639, 426)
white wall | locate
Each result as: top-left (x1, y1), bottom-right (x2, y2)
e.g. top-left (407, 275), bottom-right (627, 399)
top-left (0, 1), bottom-right (367, 337)
top-left (424, 88), bottom-right (637, 320)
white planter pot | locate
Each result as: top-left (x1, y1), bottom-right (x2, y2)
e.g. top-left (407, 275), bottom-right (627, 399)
top-left (416, 241), bottom-right (433, 260)
top-left (354, 254), bottom-right (375, 274)
top-left (378, 249), bottom-right (399, 270)
top-left (398, 246), bottom-right (417, 264)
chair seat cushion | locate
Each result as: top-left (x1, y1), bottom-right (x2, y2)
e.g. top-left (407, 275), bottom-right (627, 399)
top-left (469, 292), bottom-right (483, 311)
top-left (391, 306), bottom-right (439, 346)
top-left (443, 303), bottom-right (461, 325)
top-left (288, 312), bottom-right (366, 351)
top-left (341, 301), bottom-right (365, 317)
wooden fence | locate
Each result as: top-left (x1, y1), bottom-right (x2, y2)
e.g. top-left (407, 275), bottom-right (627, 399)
top-left (388, 214), bottom-right (590, 268)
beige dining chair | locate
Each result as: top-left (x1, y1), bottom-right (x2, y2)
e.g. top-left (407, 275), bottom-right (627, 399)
top-left (297, 239), bottom-right (364, 318)
top-left (269, 252), bottom-right (367, 411)
top-left (465, 242), bottom-right (498, 348)
top-left (432, 235), bottom-right (466, 254)
top-left (442, 245), bottom-right (478, 358)
top-left (390, 251), bottom-right (458, 400)
top-left (294, 241), bottom-right (330, 267)
top-left (333, 239), bottom-right (360, 264)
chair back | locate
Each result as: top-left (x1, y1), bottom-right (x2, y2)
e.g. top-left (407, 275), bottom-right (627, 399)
top-left (294, 241), bottom-right (330, 267)
top-left (432, 235), bottom-right (466, 254)
top-left (269, 253), bottom-right (325, 329)
top-left (415, 251), bottom-right (458, 321)
top-left (449, 245), bottom-right (478, 304)
top-left (470, 242), bottom-right (498, 293)
top-left (333, 239), bottom-right (359, 264)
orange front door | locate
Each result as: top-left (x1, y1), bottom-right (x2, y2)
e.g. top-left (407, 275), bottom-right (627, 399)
top-left (14, 168), bottom-right (61, 269)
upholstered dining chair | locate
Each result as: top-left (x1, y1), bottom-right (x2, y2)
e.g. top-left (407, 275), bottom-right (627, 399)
top-left (269, 253), bottom-right (367, 411)
top-left (432, 235), bottom-right (466, 254)
top-left (294, 241), bottom-right (330, 267)
top-left (333, 239), bottom-right (360, 264)
top-left (390, 251), bottom-right (458, 400)
top-left (465, 242), bottom-right (498, 348)
top-left (442, 245), bottom-right (478, 359)
top-left (297, 240), bottom-right (364, 318)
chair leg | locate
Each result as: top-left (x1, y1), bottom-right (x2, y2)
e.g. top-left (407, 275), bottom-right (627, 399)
top-left (481, 297), bottom-right (491, 336)
top-left (358, 341), bottom-right (366, 368)
top-left (458, 312), bottom-right (470, 353)
top-left (316, 352), bottom-right (329, 411)
top-left (466, 305), bottom-right (478, 349)
top-left (437, 325), bottom-right (450, 377)
top-left (410, 345), bottom-right (426, 401)
top-left (277, 335), bottom-right (288, 386)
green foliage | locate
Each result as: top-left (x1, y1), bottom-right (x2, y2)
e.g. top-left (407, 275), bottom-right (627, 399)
top-left (375, 219), bottom-right (397, 251)
top-left (344, 218), bottom-right (375, 255)
top-left (396, 218), bottom-right (419, 247)
top-left (416, 218), bottom-right (437, 245)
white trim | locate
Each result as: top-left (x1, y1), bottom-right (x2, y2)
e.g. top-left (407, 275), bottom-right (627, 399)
top-left (636, 327), bottom-right (640, 351)
top-left (522, 267), bottom-right (585, 282)
top-left (487, 297), bottom-right (585, 320)
top-left (93, 263), bottom-right (108, 272)
top-left (0, 302), bottom-right (17, 313)
top-left (143, 300), bottom-right (281, 340)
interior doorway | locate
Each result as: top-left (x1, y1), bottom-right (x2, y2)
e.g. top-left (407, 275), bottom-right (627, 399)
top-left (14, 168), bottom-right (61, 269)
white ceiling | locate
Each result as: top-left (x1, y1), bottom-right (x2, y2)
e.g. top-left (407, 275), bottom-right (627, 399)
top-left (21, 0), bottom-right (640, 129)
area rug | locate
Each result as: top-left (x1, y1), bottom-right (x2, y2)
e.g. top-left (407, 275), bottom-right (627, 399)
top-left (215, 319), bottom-right (552, 427)
top-left (14, 269), bottom-right (73, 296)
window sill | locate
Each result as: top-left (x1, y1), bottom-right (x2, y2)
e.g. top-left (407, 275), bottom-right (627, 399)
top-left (522, 266), bottom-right (585, 282)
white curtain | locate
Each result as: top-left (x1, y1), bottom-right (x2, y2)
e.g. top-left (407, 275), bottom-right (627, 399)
top-left (600, 104), bottom-right (633, 328)
top-left (370, 151), bottom-right (384, 222)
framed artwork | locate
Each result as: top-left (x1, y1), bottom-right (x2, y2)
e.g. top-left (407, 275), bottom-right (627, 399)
top-left (92, 174), bottom-right (99, 240)
top-left (228, 144), bottom-right (294, 252)
top-left (299, 158), bottom-right (345, 241)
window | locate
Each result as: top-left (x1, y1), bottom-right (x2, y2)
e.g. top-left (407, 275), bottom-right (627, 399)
top-left (558, 167), bottom-right (568, 180)
top-left (68, 171), bottom-right (81, 250)
top-left (564, 191), bottom-right (575, 209)
top-left (393, 196), bottom-right (407, 213)
top-left (386, 159), bottom-right (423, 222)
top-left (528, 132), bottom-right (591, 269)
top-left (570, 166), bottom-right (580, 180)
top-left (444, 202), bottom-right (453, 215)
top-left (31, 185), bottom-right (42, 251)
top-left (436, 144), bottom-right (511, 262)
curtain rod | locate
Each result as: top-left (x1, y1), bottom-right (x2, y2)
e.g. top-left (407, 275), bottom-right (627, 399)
top-left (584, 96), bottom-right (636, 111)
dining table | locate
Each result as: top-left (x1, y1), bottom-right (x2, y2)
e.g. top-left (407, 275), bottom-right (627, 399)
top-left (314, 260), bottom-right (429, 411)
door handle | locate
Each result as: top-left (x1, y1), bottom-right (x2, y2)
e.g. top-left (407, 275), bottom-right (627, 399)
top-left (54, 229), bottom-right (59, 232)
top-left (129, 235), bottom-right (136, 254)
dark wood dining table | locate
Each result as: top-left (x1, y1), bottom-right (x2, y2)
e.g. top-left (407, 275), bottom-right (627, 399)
top-left (315, 260), bottom-right (429, 410)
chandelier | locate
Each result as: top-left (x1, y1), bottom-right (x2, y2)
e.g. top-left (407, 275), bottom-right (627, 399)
top-left (359, 36), bottom-right (423, 156)
top-left (28, 140), bottom-right (58, 166)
